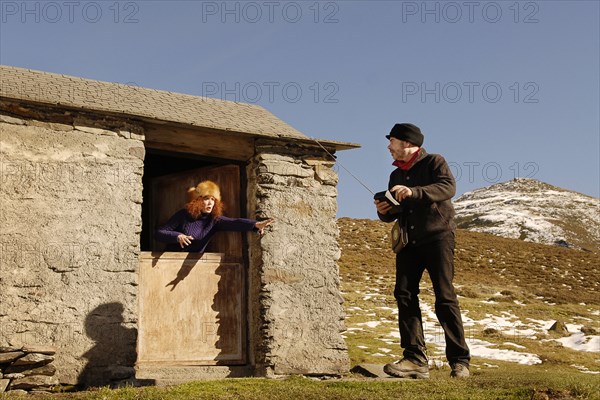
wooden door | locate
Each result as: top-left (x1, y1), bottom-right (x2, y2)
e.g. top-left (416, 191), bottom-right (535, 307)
top-left (138, 164), bottom-right (247, 368)
top-left (137, 252), bottom-right (245, 366)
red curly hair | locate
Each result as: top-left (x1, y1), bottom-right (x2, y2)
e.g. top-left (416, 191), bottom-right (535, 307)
top-left (185, 196), bottom-right (224, 220)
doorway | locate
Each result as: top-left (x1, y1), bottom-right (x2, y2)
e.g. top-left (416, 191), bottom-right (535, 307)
top-left (141, 149), bottom-right (248, 254)
top-left (137, 149), bottom-right (249, 369)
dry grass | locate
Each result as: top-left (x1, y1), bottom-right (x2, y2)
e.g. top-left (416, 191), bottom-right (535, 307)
top-left (337, 217), bottom-right (599, 376)
top-left (338, 218), bottom-right (599, 306)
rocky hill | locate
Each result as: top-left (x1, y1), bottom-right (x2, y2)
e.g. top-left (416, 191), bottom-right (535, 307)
top-left (453, 178), bottom-right (599, 252)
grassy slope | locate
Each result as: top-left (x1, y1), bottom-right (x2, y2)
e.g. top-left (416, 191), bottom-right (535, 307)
top-left (338, 217), bottom-right (599, 399)
top-left (5, 218), bottom-right (598, 399)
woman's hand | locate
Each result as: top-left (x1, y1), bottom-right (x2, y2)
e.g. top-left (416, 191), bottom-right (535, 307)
top-left (255, 218), bottom-right (275, 235)
top-left (177, 234), bottom-right (194, 248)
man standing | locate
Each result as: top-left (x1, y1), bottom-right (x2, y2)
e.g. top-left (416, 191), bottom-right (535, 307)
top-left (375, 123), bottom-right (470, 379)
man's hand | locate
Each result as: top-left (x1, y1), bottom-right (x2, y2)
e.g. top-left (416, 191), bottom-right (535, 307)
top-left (391, 185), bottom-right (413, 201)
top-left (375, 199), bottom-right (392, 215)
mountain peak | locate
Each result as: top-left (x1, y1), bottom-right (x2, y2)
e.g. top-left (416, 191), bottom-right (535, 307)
top-left (454, 179), bottom-right (599, 251)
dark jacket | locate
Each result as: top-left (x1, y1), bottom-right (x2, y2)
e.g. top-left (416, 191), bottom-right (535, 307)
top-left (378, 148), bottom-right (456, 246)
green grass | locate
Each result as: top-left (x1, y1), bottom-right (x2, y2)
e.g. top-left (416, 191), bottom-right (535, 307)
top-left (2, 368), bottom-right (598, 400)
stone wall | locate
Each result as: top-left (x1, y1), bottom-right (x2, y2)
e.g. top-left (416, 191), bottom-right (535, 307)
top-left (0, 104), bottom-right (144, 386)
top-left (246, 140), bottom-right (349, 376)
top-left (1, 346), bottom-right (58, 394)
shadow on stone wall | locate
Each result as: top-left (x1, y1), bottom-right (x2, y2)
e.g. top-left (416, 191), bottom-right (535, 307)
top-left (77, 302), bottom-right (138, 388)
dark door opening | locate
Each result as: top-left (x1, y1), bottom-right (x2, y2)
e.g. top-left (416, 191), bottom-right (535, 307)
top-left (141, 149), bottom-right (247, 252)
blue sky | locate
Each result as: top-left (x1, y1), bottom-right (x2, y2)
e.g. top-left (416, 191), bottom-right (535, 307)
top-left (1, 0), bottom-right (598, 218)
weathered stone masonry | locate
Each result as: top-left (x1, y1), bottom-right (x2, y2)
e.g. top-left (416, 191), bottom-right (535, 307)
top-left (247, 142), bottom-right (348, 376)
top-left (0, 346), bottom-right (59, 394)
top-left (0, 103), bottom-right (143, 387)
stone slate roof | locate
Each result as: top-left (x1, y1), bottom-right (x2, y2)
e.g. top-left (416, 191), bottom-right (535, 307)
top-left (0, 65), bottom-right (357, 149)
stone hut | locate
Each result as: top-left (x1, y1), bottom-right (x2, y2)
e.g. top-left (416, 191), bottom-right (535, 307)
top-left (0, 65), bottom-right (359, 388)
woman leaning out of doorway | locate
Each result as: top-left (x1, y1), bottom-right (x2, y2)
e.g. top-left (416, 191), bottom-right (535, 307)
top-left (155, 180), bottom-right (274, 252)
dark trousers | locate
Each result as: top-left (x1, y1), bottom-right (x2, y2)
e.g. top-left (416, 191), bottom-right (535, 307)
top-left (394, 232), bottom-right (470, 366)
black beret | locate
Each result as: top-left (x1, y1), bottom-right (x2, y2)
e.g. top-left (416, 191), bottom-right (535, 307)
top-left (386, 123), bottom-right (424, 147)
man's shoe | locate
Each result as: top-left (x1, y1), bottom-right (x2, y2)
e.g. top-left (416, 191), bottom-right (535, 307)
top-left (450, 363), bottom-right (470, 378)
top-left (384, 358), bottom-right (430, 379)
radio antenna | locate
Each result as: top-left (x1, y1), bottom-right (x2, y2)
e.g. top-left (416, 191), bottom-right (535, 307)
top-left (311, 138), bottom-right (375, 196)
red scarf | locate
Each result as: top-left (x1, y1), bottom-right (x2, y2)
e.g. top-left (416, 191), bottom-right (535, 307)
top-left (393, 148), bottom-right (421, 170)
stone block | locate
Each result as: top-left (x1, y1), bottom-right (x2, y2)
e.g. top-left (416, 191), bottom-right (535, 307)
top-left (4, 389), bottom-right (28, 395)
top-left (5, 363), bottom-right (56, 376)
top-left (0, 347), bottom-right (21, 353)
top-left (259, 160), bottom-right (313, 178)
top-left (258, 153), bottom-right (295, 163)
top-left (314, 164), bottom-right (338, 185)
top-left (549, 320), bottom-right (569, 333)
top-left (3, 373), bottom-right (25, 379)
top-left (129, 146), bottom-right (145, 160)
top-left (130, 132), bottom-right (145, 141)
top-left (0, 352), bottom-right (24, 364)
top-left (21, 346), bottom-right (56, 355)
top-left (25, 119), bottom-right (75, 132)
top-left (74, 125), bottom-right (117, 136)
top-left (0, 115), bottom-right (25, 125)
top-left (8, 375), bottom-right (59, 390)
top-left (47, 122), bottom-right (74, 131)
top-left (262, 268), bottom-right (305, 285)
top-left (303, 158), bottom-right (335, 168)
top-left (11, 353), bottom-right (54, 366)
top-left (0, 379), bottom-right (10, 393)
